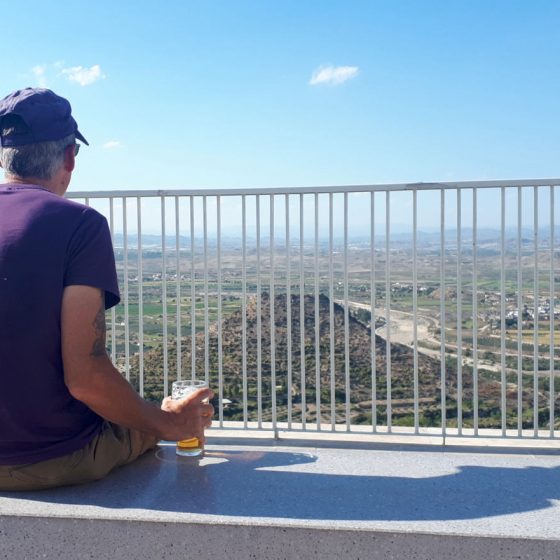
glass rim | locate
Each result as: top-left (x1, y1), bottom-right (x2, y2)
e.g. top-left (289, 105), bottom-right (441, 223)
top-left (172, 379), bottom-right (208, 388)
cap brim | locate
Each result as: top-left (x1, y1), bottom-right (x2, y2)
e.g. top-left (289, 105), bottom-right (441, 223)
top-left (76, 129), bottom-right (89, 146)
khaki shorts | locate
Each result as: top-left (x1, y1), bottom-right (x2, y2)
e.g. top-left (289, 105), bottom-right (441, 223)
top-left (0, 422), bottom-right (158, 491)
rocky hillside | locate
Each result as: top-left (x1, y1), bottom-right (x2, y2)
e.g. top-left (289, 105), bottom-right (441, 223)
top-left (132, 294), bottom-right (447, 423)
top-left (131, 293), bottom-right (546, 427)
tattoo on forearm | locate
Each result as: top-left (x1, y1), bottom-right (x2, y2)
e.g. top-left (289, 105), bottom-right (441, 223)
top-left (90, 295), bottom-right (107, 357)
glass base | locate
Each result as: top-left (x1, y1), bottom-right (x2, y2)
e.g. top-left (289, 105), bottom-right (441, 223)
top-left (176, 437), bottom-right (203, 457)
top-left (176, 447), bottom-right (203, 457)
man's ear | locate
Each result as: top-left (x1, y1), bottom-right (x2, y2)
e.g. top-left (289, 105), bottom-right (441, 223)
top-left (63, 143), bottom-right (76, 172)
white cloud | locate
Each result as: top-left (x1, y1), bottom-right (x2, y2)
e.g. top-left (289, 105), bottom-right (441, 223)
top-left (103, 140), bottom-right (123, 149)
top-left (61, 64), bottom-right (105, 86)
top-left (309, 65), bottom-right (359, 86)
top-left (31, 65), bottom-right (48, 88)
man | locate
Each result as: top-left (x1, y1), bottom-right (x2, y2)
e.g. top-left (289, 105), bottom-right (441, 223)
top-left (0, 88), bottom-right (213, 491)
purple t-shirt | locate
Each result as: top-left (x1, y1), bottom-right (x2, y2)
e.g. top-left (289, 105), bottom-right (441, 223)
top-left (0, 183), bottom-right (120, 465)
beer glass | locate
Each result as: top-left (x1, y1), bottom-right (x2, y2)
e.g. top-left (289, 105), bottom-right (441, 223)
top-left (171, 379), bottom-right (208, 457)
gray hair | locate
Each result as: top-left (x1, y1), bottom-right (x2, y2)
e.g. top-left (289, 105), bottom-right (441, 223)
top-left (0, 116), bottom-right (74, 181)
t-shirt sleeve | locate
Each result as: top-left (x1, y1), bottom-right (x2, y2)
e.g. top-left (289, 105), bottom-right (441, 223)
top-left (64, 208), bottom-right (121, 309)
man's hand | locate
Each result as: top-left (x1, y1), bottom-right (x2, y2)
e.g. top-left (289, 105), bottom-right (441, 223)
top-left (160, 388), bottom-right (214, 442)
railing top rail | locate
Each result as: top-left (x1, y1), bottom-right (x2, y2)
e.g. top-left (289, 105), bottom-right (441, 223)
top-left (66, 178), bottom-right (560, 199)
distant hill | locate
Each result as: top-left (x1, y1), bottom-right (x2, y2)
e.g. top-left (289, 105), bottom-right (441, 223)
top-left (135, 294), bottom-right (445, 424)
top-left (131, 293), bottom-right (548, 427)
top-left (112, 226), bottom-right (560, 250)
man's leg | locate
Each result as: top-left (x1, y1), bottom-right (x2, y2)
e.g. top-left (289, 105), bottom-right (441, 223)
top-left (0, 422), bottom-right (159, 491)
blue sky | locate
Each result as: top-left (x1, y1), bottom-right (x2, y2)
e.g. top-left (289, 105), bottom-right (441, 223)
top-left (2, 0), bottom-right (559, 232)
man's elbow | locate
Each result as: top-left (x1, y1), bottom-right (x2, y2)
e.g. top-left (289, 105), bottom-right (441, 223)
top-left (65, 372), bottom-right (91, 402)
top-left (63, 359), bottom-right (104, 403)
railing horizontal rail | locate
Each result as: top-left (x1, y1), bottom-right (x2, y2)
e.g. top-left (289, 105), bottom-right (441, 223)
top-left (68, 178), bottom-right (560, 200)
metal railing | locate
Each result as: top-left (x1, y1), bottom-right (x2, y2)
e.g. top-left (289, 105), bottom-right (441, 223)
top-left (68, 179), bottom-right (560, 440)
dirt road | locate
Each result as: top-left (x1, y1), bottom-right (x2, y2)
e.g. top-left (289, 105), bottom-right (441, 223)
top-left (341, 300), bottom-right (502, 373)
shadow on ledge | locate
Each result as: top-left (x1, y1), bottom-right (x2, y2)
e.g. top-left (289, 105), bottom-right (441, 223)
top-left (2, 444), bottom-right (560, 522)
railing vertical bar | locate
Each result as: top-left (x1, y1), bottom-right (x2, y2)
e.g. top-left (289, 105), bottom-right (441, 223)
top-left (517, 187), bottom-right (523, 436)
top-left (314, 193), bottom-right (321, 429)
top-left (385, 191), bottom-right (391, 432)
top-left (109, 198), bottom-right (116, 364)
top-left (371, 191), bottom-right (377, 432)
top-left (242, 196), bottom-right (248, 427)
top-left (440, 188), bottom-right (446, 436)
top-left (456, 189), bottom-right (462, 434)
top-left (329, 193), bottom-right (336, 430)
top-left (300, 193), bottom-right (306, 429)
top-left (203, 197), bottom-right (209, 386)
top-left (161, 196), bottom-right (169, 397)
top-left (534, 187), bottom-right (539, 435)
top-left (344, 193), bottom-right (351, 430)
top-left (137, 197), bottom-right (144, 397)
top-left (413, 190), bottom-right (419, 433)
top-left (123, 198), bottom-right (130, 381)
top-left (500, 187), bottom-right (507, 436)
top-left (473, 188), bottom-right (478, 435)
top-left (190, 197), bottom-right (196, 380)
top-left (550, 186), bottom-right (555, 437)
top-left (217, 196), bottom-right (223, 426)
top-left (256, 195), bottom-right (263, 428)
top-left (270, 195), bottom-right (277, 430)
top-left (175, 197), bottom-right (182, 381)
top-left (286, 194), bottom-right (293, 429)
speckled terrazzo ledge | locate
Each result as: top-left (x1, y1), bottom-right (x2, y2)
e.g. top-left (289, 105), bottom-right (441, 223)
top-left (1, 436), bottom-right (560, 559)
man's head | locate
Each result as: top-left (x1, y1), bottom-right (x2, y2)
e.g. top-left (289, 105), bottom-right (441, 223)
top-left (0, 88), bottom-right (88, 193)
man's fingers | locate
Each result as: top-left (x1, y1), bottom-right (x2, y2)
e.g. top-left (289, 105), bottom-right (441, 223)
top-left (202, 403), bottom-right (214, 417)
top-left (197, 388), bottom-right (214, 402)
top-left (178, 387), bottom-right (213, 404)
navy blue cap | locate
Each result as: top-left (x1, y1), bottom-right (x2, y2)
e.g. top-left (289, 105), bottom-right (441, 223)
top-left (0, 88), bottom-right (88, 147)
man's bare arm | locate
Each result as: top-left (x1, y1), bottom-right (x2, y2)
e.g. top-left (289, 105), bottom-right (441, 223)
top-left (61, 285), bottom-right (213, 441)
